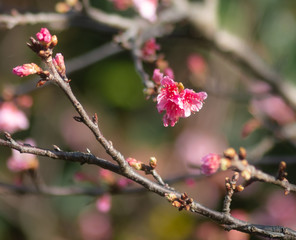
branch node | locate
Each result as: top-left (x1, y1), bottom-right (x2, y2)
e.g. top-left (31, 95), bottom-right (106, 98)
top-left (4, 132), bottom-right (12, 141)
top-left (73, 116), bottom-right (84, 122)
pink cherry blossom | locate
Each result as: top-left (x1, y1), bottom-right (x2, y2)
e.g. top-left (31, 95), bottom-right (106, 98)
top-left (7, 139), bottom-right (39, 172)
top-left (141, 38), bottom-right (160, 60)
top-left (133, 0), bottom-right (158, 22)
top-left (156, 71), bottom-right (207, 127)
top-left (53, 53), bottom-right (66, 76)
top-left (200, 153), bottom-right (220, 175)
top-left (36, 28), bottom-right (52, 43)
top-left (12, 63), bottom-right (40, 77)
top-left (96, 194), bottom-right (111, 213)
top-left (0, 102), bottom-right (29, 133)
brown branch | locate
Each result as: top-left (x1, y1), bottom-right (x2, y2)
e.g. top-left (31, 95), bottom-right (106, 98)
top-left (231, 159), bottom-right (296, 193)
top-left (0, 12), bottom-right (70, 29)
top-left (0, 136), bottom-right (120, 173)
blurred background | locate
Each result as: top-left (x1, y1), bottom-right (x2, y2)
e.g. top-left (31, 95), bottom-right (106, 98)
top-left (0, 0), bottom-right (296, 239)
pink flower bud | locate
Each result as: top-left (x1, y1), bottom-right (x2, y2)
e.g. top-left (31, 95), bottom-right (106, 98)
top-left (53, 53), bottom-right (66, 76)
top-left (36, 28), bottom-right (52, 44)
top-left (201, 153), bottom-right (221, 176)
top-left (126, 157), bottom-right (143, 170)
top-left (12, 63), bottom-right (41, 77)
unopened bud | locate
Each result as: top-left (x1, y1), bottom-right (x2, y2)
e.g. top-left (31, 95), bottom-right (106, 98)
top-left (239, 147), bottom-right (247, 160)
top-left (241, 170), bottom-right (251, 181)
top-left (224, 148), bottom-right (236, 159)
top-left (149, 157), bottom-right (157, 169)
top-left (126, 157), bottom-right (143, 170)
top-left (172, 200), bottom-right (182, 208)
top-left (50, 35), bottom-right (58, 48)
top-left (220, 158), bottom-right (232, 171)
top-left (232, 172), bottom-right (239, 181)
top-left (165, 193), bottom-right (177, 202)
top-left (53, 53), bottom-right (66, 76)
top-left (236, 185), bottom-right (244, 192)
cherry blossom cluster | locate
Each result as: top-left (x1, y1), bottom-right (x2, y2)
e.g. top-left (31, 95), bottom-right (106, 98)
top-left (12, 28), bottom-right (66, 85)
top-left (152, 69), bottom-right (207, 127)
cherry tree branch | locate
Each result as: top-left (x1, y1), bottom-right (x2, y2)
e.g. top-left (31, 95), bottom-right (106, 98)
top-left (0, 12), bottom-right (70, 29)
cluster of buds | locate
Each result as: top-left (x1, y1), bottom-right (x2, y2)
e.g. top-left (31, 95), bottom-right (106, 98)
top-left (165, 192), bottom-right (193, 211)
top-left (277, 161), bottom-right (288, 181)
top-left (28, 28), bottom-right (58, 57)
top-left (126, 157), bottom-right (143, 171)
top-left (13, 28), bottom-right (67, 86)
top-left (277, 161), bottom-right (290, 195)
top-left (126, 157), bottom-right (158, 173)
top-left (220, 147), bottom-right (252, 181)
top-left (225, 172), bottom-right (244, 193)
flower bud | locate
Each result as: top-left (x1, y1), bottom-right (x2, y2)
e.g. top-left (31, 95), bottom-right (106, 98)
top-left (165, 193), bottom-right (177, 202)
top-left (241, 170), bottom-right (251, 181)
top-left (149, 157), bottom-right (157, 169)
top-left (36, 28), bottom-right (52, 44)
top-left (201, 153), bottom-right (221, 176)
top-left (126, 157), bottom-right (143, 170)
top-left (220, 158), bottom-right (232, 171)
top-left (223, 148), bottom-right (236, 159)
top-left (53, 53), bottom-right (66, 76)
top-left (12, 63), bottom-right (42, 77)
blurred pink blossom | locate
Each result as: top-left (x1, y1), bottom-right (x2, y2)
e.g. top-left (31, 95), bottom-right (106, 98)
top-left (252, 191), bottom-right (296, 229)
top-left (187, 54), bottom-right (207, 76)
top-left (163, 67), bottom-right (174, 79)
top-left (201, 153), bottom-right (220, 176)
top-left (175, 131), bottom-right (227, 173)
top-left (133, 0), bottom-right (158, 22)
top-left (152, 68), bottom-right (163, 84)
top-left (7, 139), bottom-right (39, 172)
top-left (16, 95), bottom-right (33, 108)
top-left (96, 194), bottom-right (112, 213)
top-left (79, 211), bottom-right (112, 240)
top-left (117, 177), bottom-right (132, 188)
top-left (0, 102), bottom-right (29, 133)
top-left (12, 63), bottom-right (41, 77)
top-left (251, 95), bottom-right (295, 125)
top-left (156, 71), bottom-right (207, 126)
top-left (185, 178), bottom-right (195, 187)
top-left (110, 0), bottom-right (132, 10)
top-left (99, 169), bottom-right (115, 184)
top-left (141, 38), bottom-right (160, 60)
top-left (36, 28), bottom-right (52, 43)
top-left (249, 82), bottom-right (295, 125)
top-left (266, 191), bottom-right (296, 228)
